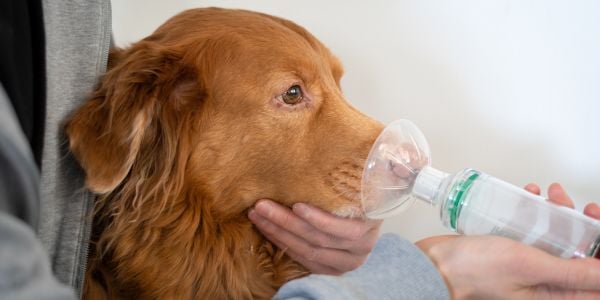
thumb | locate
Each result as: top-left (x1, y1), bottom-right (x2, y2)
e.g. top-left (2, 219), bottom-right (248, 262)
top-left (537, 257), bottom-right (600, 290)
top-left (415, 235), bottom-right (457, 251)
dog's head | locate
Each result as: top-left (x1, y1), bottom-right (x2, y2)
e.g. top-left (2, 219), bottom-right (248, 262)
top-left (66, 8), bottom-right (382, 220)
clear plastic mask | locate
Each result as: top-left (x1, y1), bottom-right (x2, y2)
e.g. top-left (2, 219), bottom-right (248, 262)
top-left (361, 120), bottom-right (431, 219)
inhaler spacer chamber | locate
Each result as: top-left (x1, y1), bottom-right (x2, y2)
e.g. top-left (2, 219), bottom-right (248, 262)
top-left (361, 120), bottom-right (432, 219)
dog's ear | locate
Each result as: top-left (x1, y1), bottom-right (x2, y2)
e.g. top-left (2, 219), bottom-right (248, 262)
top-left (65, 43), bottom-right (201, 194)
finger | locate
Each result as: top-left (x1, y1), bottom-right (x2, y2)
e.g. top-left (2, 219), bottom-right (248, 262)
top-left (251, 215), bottom-right (341, 275)
top-left (248, 211), bottom-right (341, 275)
top-left (583, 203), bottom-right (600, 220)
top-left (537, 257), bottom-right (600, 290)
top-left (547, 183), bottom-right (575, 208)
top-left (293, 202), bottom-right (382, 242)
top-left (535, 287), bottom-right (600, 299)
top-left (249, 206), bottom-right (308, 253)
top-left (249, 209), bottom-right (365, 273)
top-left (415, 235), bottom-right (457, 252)
top-left (524, 183), bottom-right (541, 195)
top-left (251, 200), bottom-right (364, 252)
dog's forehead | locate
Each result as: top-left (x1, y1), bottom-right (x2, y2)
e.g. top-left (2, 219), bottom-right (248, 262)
top-left (171, 8), bottom-right (323, 56)
top-left (231, 17), bottom-right (319, 53)
top-left (165, 8), bottom-right (341, 86)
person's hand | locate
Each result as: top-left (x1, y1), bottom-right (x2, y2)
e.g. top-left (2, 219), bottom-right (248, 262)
top-left (523, 182), bottom-right (600, 219)
top-left (248, 199), bottom-right (382, 275)
top-left (416, 183), bottom-right (600, 299)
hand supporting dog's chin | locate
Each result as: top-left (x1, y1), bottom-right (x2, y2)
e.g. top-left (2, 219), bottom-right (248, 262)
top-left (249, 199), bottom-right (381, 275)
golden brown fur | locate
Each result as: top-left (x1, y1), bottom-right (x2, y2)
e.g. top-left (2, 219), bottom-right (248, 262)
top-left (65, 7), bottom-right (382, 299)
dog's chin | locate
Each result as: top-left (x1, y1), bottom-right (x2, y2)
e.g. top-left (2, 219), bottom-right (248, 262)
top-left (332, 205), bottom-right (365, 219)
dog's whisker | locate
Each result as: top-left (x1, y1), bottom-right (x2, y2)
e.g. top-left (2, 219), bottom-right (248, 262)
top-left (329, 180), bottom-right (361, 203)
top-left (378, 184), bottom-right (410, 190)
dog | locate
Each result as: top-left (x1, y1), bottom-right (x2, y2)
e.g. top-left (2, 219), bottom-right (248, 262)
top-left (66, 7), bottom-right (383, 299)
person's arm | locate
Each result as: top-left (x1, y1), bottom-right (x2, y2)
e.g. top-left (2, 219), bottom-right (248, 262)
top-left (274, 233), bottom-right (450, 300)
top-left (0, 84), bottom-right (75, 299)
top-left (0, 212), bottom-right (75, 300)
top-left (249, 199), bottom-right (449, 299)
top-left (417, 183), bottom-right (600, 299)
top-left (253, 181), bottom-right (600, 299)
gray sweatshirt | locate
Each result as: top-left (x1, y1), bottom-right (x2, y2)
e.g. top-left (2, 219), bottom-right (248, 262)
top-left (0, 0), bottom-right (450, 299)
top-left (38, 0), bottom-right (111, 296)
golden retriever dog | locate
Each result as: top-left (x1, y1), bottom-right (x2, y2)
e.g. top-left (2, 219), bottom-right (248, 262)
top-left (66, 7), bottom-right (382, 299)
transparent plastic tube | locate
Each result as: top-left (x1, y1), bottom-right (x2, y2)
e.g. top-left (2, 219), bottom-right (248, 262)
top-left (415, 166), bottom-right (600, 259)
top-left (361, 119), bottom-right (600, 258)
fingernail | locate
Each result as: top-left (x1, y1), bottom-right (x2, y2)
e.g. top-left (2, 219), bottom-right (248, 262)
top-left (548, 183), bottom-right (563, 196)
top-left (248, 209), bottom-right (260, 224)
top-left (550, 182), bottom-right (563, 190)
top-left (293, 203), bottom-right (309, 218)
top-left (255, 200), bottom-right (272, 216)
top-left (248, 209), bottom-right (266, 226)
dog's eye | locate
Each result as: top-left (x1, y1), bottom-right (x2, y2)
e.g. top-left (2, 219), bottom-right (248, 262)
top-left (281, 85), bottom-right (303, 105)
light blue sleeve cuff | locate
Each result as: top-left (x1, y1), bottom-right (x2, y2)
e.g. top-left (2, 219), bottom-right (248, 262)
top-left (274, 233), bottom-right (449, 300)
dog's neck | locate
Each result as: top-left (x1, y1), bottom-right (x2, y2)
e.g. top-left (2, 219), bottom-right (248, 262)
top-left (88, 189), bottom-right (307, 299)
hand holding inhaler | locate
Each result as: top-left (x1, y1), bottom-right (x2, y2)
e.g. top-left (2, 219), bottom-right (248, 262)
top-left (416, 184), bottom-right (600, 300)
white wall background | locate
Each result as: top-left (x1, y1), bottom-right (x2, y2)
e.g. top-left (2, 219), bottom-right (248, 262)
top-left (112, 0), bottom-right (600, 241)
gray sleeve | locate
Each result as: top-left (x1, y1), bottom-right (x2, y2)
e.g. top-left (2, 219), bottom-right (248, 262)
top-left (0, 84), bottom-right (75, 299)
top-left (0, 212), bottom-right (75, 300)
top-left (0, 84), bottom-right (39, 228)
top-left (274, 233), bottom-right (450, 300)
